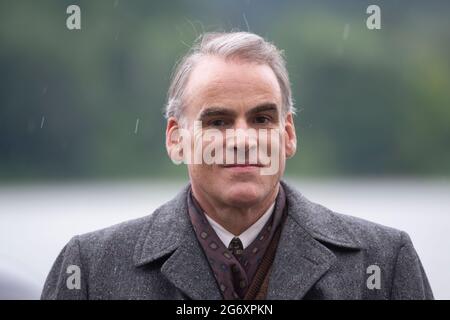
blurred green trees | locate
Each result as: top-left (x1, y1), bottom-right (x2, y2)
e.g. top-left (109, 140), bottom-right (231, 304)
top-left (1, 0), bottom-right (449, 181)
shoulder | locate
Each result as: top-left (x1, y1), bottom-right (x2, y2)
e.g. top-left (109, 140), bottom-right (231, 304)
top-left (74, 214), bottom-right (150, 258)
top-left (74, 184), bottom-right (190, 263)
top-left (281, 180), bottom-right (410, 253)
top-left (75, 201), bottom-right (175, 257)
top-left (41, 189), bottom-right (188, 299)
top-left (333, 209), bottom-right (411, 252)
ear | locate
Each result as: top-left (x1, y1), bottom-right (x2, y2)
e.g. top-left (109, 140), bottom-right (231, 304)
top-left (165, 117), bottom-right (183, 163)
top-left (284, 112), bottom-right (297, 159)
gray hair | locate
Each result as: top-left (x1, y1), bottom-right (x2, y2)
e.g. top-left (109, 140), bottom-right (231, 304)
top-left (164, 31), bottom-right (295, 120)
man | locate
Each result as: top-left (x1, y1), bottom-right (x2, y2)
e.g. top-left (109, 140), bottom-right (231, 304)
top-left (41, 32), bottom-right (433, 300)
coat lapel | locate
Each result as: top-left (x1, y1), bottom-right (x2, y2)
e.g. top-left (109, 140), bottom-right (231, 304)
top-left (266, 181), bottom-right (363, 299)
top-left (133, 185), bottom-right (222, 300)
top-left (266, 213), bottom-right (336, 299)
top-left (159, 226), bottom-right (223, 300)
top-left (133, 181), bottom-right (363, 300)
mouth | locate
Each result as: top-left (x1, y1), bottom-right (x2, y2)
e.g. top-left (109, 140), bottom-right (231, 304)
top-left (220, 163), bottom-right (265, 168)
top-left (220, 163), bottom-right (265, 171)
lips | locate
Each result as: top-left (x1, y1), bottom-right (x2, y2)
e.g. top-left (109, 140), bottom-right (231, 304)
top-left (220, 163), bottom-right (265, 168)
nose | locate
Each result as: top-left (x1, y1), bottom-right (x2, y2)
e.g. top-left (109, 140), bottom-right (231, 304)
top-left (234, 118), bottom-right (248, 131)
top-left (231, 119), bottom-right (257, 147)
top-left (225, 119), bottom-right (258, 162)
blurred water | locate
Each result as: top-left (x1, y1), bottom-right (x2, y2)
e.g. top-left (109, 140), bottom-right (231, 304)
top-left (0, 179), bottom-right (449, 299)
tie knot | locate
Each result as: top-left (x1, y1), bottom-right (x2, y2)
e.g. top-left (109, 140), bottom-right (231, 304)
top-left (228, 237), bottom-right (244, 258)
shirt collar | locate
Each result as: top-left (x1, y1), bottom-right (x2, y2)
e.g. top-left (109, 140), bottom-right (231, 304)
top-left (203, 201), bottom-right (276, 249)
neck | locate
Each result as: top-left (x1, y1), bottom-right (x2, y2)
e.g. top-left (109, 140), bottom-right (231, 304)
top-left (191, 183), bottom-right (280, 235)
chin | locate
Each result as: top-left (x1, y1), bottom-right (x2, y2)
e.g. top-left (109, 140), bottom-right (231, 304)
top-left (223, 182), bottom-right (263, 205)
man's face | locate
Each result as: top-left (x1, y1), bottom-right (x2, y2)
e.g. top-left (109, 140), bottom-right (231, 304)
top-left (166, 56), bottom-right (296, 208)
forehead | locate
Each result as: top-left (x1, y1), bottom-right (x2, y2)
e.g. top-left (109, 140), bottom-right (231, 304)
top-left (183, 56), bottom-right (282, 117)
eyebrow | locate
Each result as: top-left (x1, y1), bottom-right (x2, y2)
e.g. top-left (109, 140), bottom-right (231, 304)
top-left (198, 107), bottom-right (237, 120)
top-left (245, 103), bottom-right (278, 117)
top-left (197, 103), bottom-right (279, 121)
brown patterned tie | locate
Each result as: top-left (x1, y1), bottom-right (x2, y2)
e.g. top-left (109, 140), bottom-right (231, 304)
top-left (228, 237), bottom-right (244, 258)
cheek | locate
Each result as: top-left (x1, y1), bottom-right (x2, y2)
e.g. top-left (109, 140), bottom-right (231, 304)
top-left (188, 163), bottom-right (218, 182)
top-left (268, 129), bottom-right (285, 159)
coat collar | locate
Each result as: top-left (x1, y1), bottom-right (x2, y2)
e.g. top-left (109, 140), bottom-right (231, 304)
top-left (280, 180), bottom-right (363, 250)
top-left (133, 180), bottom-right (363, 299)
top-left (133, 184), bottom-right (222, 299)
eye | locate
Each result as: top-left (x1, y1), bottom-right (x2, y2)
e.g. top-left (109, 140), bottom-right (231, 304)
top-left (254, 116), bottom-right (271, 124)
top-left (210, 119), bottom-right (227, 127)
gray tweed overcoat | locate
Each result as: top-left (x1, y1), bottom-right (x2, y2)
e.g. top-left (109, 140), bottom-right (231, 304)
top-left (41, 181), bottom-right (433, 300)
